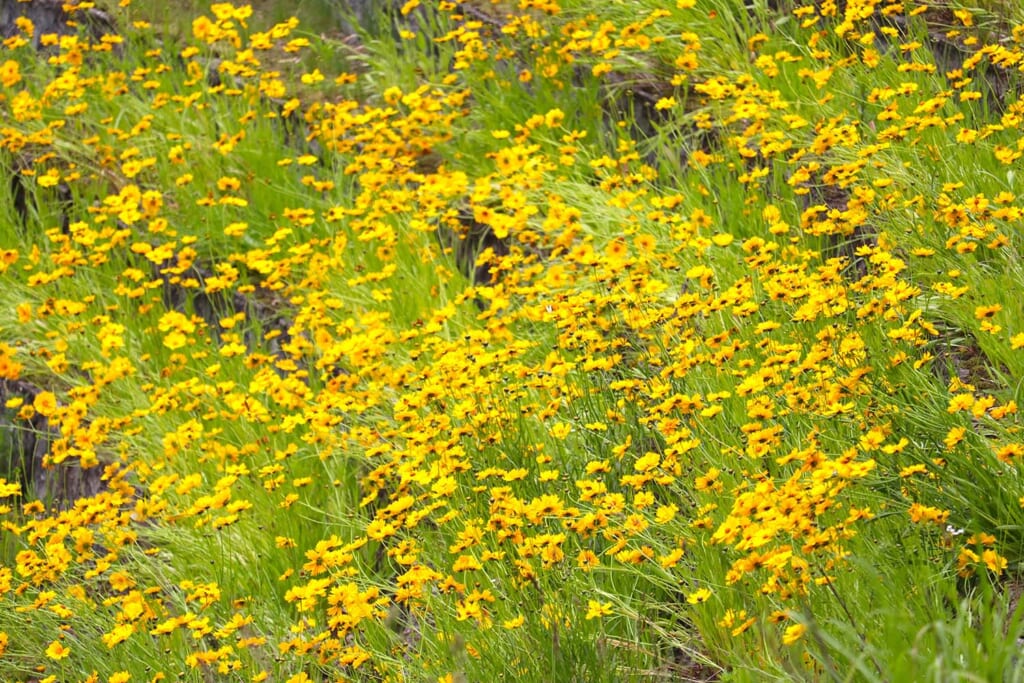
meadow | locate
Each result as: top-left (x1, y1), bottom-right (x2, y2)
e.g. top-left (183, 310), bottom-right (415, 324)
top-left (1, 0), bottom-right (1024, 680)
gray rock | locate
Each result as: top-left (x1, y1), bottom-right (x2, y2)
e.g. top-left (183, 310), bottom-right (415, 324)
top-left (0, 0), bottom-right (117, 50)
top-left (0, 379), bottom-right (105, 507)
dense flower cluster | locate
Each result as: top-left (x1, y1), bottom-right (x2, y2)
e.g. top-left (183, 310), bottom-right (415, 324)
top-left (0, 0), bottom-right (1022, 680)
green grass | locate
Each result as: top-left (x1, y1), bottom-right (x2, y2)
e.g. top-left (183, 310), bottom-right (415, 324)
top-left (1, 0), bottom-right (1024, 681)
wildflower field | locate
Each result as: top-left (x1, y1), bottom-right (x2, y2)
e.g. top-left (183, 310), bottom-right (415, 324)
top-left (3, 0), bottom-right (1024, 679)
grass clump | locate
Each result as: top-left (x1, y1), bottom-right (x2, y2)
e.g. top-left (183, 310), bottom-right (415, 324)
top-left (1, 0), bottom-right (1024, 680)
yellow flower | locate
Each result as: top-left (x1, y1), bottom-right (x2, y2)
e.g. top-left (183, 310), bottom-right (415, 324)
top-left (216, 176), bottom-right (241, 192)
top-left (502, 614), bottom-right (525, 629)
top-left (577, 550), bottom-right (599, 571)
top-left (944, 426), bottom-right (966, 450)
top-left (585, 599), bottom-right (613, 620)
top-left (633, 452), bottom-right (660, 472)
top-left (975, 304), bottom-right (1002, 320)
top-left (958, 547), bottom-right (980, 577)
top-left (33, 391), bottom-right (57, 418)
top-left (549, 422), bottom-right (572, 439)
top-left (452, 555), bottom-right (482, 572)
top-left (162, 330), bottom-right (187, 350)
top-left (659, 548), bottom-right (684, 569)
top-left (686, 588), bottom-right (712, 604)
top-left (109, 571), bottom-right (135, 592)
top-left (898, 464), bottom-right (927, 478)
top-left (782, 623), bottom-right (806, 645)
top-left (301, 69), bottom-right (325, 85)
top-left (982, 549), bottom-right (1007, 575)
top-left (0, 60), bottom-right (20, 88)
top-left (102, 623), bottom-right (133, 648)
top-left (655, 504), bottom-right (678, 523)
top-left (908, 503), bottom-right (950, 525)
top-left (45, 639), bottom-right (71, 660)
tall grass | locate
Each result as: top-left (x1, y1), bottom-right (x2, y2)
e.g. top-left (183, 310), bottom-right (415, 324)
top-left (0, 0), bottom-right (1023, 680)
